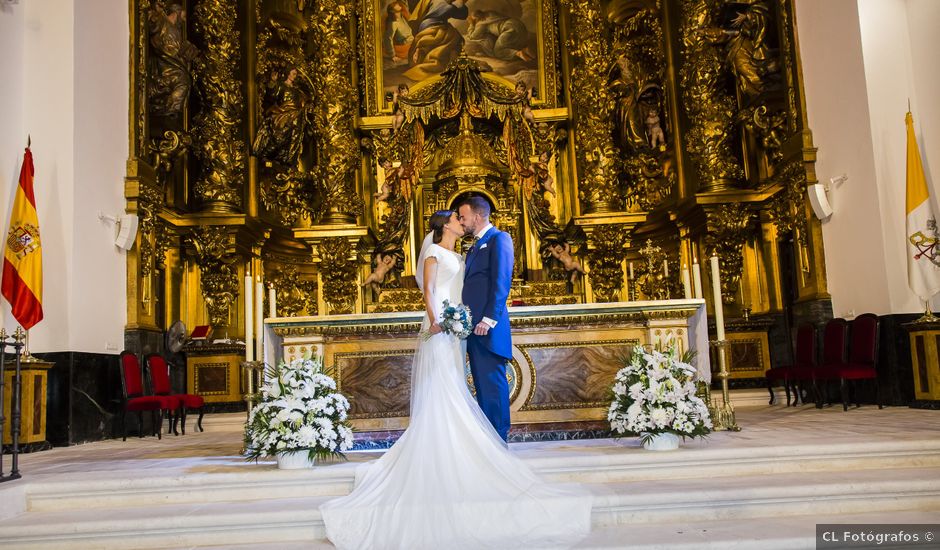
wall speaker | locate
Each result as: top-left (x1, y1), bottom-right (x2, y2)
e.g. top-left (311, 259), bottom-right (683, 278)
top-left (114, 214), bottom-right (139, 251)
top-left (807, 183), bottom-right (833, 220)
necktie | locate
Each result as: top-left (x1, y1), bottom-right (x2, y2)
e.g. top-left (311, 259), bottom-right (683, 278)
top-left (467, 236), bottom-right (479, 256)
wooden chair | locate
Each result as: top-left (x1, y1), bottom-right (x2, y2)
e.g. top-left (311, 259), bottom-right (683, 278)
top-left (799, 318), bottom-right (848, 408)
top-left (765, 323), bottom-right (816, 406)
top-left (145, 354), bottom-right (205, 434)
top-left (119, 351), bottom-right (172, 441)
top-left (817, 314), bottom-right (881, 410)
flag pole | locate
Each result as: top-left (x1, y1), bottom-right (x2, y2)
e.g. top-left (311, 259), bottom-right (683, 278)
top-left (20, 328), bottom-right (39, 362)
top-left (915, 300), bottom-right (939, 324)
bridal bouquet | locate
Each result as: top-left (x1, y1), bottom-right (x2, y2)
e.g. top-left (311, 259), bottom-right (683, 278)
top-left (244, 356), bottom-right (354, 464)
top-left (423, 299), bottom-right (473, 340)
top-left (608, 346), bottom-right (712, 445)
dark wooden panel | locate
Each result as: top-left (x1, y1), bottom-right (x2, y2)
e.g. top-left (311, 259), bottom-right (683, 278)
top-left (521, 340), bottom-right (635, 410)
top-left (336, 350), bottom-right (415, 418)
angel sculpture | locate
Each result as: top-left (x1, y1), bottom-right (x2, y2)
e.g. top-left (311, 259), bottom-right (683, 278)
top-left (550, 242), bottom-right (585, 283)
top-left (362, 253), bottom-right (398, 290)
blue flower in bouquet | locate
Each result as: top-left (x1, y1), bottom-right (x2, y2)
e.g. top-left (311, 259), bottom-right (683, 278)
top-left (424, 299), bottom-right (473, 340)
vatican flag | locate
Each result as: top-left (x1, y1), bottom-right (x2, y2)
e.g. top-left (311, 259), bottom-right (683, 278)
top-left (2, 146), bottom-right (43, 329)
top-left (905, 112), bottom-right (940, 301)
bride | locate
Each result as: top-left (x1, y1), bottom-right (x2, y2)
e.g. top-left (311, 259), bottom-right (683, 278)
top-left (320, 210), bottom-right (593, 549)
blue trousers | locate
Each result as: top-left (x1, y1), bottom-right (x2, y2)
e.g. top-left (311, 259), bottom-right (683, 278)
top-left (466, 335), bottom-right (511, 441)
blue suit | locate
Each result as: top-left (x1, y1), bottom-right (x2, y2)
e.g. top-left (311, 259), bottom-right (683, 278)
top-left (462, 226), bottom-right (513, 441)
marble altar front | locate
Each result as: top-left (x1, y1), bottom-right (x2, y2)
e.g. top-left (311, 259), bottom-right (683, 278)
top-left (268, 300), bottom-right (705, 432)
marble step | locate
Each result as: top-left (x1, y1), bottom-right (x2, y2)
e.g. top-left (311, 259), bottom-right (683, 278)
top-left (3, 468), bottom-right (938, 549)
top-left (23, 437), bottom-right (940, 513)
top-left (175, 508), bottom-right (940, 550)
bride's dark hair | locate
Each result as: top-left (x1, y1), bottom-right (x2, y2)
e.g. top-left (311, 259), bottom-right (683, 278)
top-left (428, 210), bottom-right (454, 244)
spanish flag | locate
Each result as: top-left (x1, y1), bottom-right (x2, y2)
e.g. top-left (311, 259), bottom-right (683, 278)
top-left (905, 112), bottom-right (940, 301)
top-left (2, 146), bottom-right (43, 329)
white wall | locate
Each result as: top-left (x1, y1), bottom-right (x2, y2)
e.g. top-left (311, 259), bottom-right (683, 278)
top-left (796, 0), bottom-right (940, 316)
top-left (906, 0), bottom-right (940, 214)
top-left (857, 0), bottom-right (940, 314)
top-left (71, 1), bottom-right (129, 352)
top-left (22, 0), bottom-right (76, 352)
top-left (857, 0), bottom-right (922, 314)
top-left (0, 1), bottom-right (127, 353)
top-left (0, 2), bottom-right (26, 333)
top-left (795, 0), bottom-right (891, 317)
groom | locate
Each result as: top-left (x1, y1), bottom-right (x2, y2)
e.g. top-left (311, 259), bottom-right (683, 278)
top-left (458, 196), bottom-right (513, 442)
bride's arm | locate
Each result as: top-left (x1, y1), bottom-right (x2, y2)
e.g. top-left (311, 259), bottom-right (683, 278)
top-left (423, 257), bottom-right (442, 334)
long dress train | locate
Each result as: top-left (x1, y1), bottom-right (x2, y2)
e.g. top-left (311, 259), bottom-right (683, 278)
top-left (320, 243), bottom-right (592, 549)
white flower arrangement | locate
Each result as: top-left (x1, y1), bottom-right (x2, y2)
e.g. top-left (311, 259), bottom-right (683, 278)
top-left (244, 357), bottom-right (354, 462)
top-left (608, 346), bottom-right (712, 443)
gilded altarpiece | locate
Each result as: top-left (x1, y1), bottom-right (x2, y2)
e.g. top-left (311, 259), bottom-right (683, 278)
top-left (126, 0), bottom-right (829, 425)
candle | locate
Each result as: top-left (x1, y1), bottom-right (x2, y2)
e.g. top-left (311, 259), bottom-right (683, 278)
top-left (681, 264), bottom-right (692, 300)
top-left (268, 285), bottom-right (277, 318)
top-left (692, 261), bottom-right (704, 299)
top-left (244, 274), bottom-right (253, 361)
top-left (255, 277), bottom-right (264, 364)
top-left (629, 262), bottom-right (635, 280)
top-left (663, 259), bottom-right (669, 278)
top-left (710, 255), bottom-right (725, 341)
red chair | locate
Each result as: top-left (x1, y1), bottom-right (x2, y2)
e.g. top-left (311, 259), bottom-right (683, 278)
top-left (145, 354), bottom-right (205, 434)
top-left (119, 351), bottom-right (172, 441)
top-left (791, 318), bottom-right (847, 408)
top-left (817, 314), bottom-right (881, 411)
top-left (766, 323), bottom-right (816, 406)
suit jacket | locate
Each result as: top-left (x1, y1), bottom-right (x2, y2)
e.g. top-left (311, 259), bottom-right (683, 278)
top-left (462, 226), bottom-right (513, 359)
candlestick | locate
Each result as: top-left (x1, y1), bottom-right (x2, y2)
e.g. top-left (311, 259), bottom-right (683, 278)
top-left (628, 262), bottom-right (635, 280)
top-left (692, 261), bottom-right (704, 300)
top-left (255, 277), bottom-right (264, 364)
top-left (710, 255), bottom-right (725, 341)
top-left (681, 264), bottom-right (692, 300)
top-left (663, 259), bottom-right (669, 278)
top-left (268, 285), bottom-right (277, 318)
top-left (244, 274), bottom-right (253, 362)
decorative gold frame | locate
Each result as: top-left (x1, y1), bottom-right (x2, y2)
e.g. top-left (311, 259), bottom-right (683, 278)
top-left (358, 0), bottom-right (561, 115)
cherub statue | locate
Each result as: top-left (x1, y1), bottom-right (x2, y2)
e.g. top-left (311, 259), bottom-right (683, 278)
top-left (533, 151), bottom-right (556, 195)
top-left (514, 81), bottom-right (536, 126)
top-left (392, 83), bottom-right (409, 133)
top-left (645, 107), bottom-right (666, 149)
top-left (374, 158), bottom-right (398, 203)
top-left (362, 253), bottom-right (398, 290)
top-left (550, 242), bottom-right (585, 283)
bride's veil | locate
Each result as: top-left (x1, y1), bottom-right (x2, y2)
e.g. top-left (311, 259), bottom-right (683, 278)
top-left (414, 232), bottom-right (435, 292)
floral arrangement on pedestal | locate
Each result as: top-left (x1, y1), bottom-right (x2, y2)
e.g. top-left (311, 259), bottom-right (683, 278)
top-left (608, 345), bottom-right (712, 451)
top-left (244, 356), bottom-right (354, 468)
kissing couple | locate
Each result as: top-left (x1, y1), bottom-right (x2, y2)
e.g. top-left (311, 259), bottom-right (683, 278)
top-left (320, 196), bottom-right (592, 549)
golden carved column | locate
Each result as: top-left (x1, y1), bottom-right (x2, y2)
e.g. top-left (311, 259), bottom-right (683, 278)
top-left (310, 0), bottom-right (362, 224)
top-left (192, 0), bottom-right (245, 213)
top-left (559, 0), bottom-right (621, 214)
top-left (678, 0), bottom-right (744, 192)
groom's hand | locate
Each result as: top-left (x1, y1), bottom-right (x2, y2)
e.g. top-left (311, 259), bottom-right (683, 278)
top-left (473, 321), bottom-right (490, 336)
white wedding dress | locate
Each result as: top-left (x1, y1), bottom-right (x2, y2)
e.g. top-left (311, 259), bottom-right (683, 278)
top-left (320, 241), bottom-right (593, 550)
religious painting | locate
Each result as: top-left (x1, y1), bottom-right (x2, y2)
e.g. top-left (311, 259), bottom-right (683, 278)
top-left (361, 0), bottom-right (558, 114)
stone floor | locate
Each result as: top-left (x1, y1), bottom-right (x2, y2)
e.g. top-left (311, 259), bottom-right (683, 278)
top-left (11, 402), bottom-right (940, 477)
top-left (2, 403), bottom-right (939, 549)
